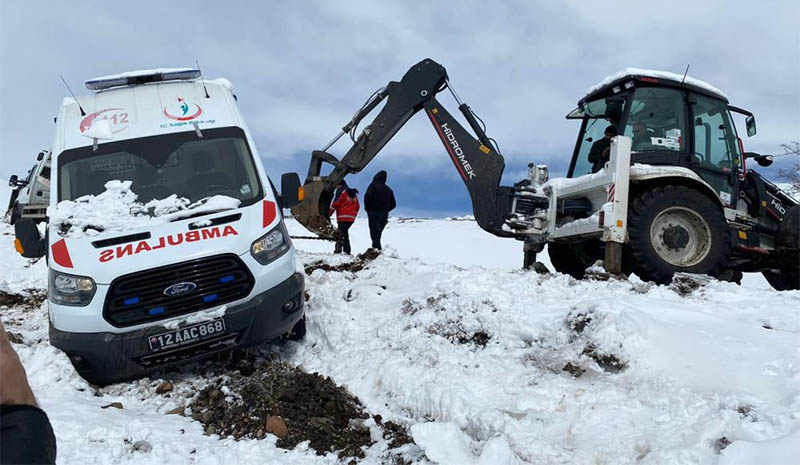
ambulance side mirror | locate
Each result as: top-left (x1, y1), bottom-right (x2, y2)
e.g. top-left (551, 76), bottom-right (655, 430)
top-left (280, 172), bottom-right (302, 208)
top-left (14, 219), bottom-right (46, 258)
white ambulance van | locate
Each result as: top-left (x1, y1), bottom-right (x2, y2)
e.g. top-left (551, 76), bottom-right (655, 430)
top-left (14, 69), bottom-right (306, 385)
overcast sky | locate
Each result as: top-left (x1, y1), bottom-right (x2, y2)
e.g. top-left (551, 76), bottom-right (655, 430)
top-left (1, 0), bottom-right (798, 216)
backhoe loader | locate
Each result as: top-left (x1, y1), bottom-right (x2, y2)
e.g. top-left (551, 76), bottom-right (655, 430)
top-left (289, 59), bottom-right (799, 290)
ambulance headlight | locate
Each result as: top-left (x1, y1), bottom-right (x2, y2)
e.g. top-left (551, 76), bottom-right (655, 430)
top-left (49, 270), bottom-right (96, 306)
top-left (251, 222), bottom-right (291, 265)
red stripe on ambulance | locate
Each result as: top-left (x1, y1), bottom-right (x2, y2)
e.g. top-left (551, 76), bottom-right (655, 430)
top-left (98, 225), bottom-right (238, 263)
top-left (262, 200), bottom-right (277, 228)
top-left (52, 239), bottom-right (74, 268)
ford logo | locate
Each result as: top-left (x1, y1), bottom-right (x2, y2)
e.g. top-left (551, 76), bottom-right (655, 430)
top-left (163, 282), bottom-right (197, 296)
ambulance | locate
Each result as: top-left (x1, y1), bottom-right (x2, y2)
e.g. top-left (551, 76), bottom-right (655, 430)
top-left (14, 69), bottom-right (306, 385)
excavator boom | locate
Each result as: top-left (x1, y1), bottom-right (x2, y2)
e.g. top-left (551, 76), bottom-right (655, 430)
top-left (291, 58), bottom-right (515, 239)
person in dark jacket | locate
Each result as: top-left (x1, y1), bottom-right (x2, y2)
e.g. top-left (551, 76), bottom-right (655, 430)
top-left (329, 187), bottom-right (360, 254)
top-left (588, 124), bottom-right (616, 173)
top-left (364, 170), bottom-right (396, 250)
top-left (1, 321), bottom-right (57, 465)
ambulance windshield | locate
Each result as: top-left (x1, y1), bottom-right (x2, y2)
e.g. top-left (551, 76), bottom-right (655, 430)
top-left (57, 127), bottom-right (263, 206)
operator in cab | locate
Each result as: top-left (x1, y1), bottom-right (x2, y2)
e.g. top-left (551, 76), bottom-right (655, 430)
top-left (588, 125), bottom-right (617, 173)
top-left (631, 121), bottom-right (649, 151)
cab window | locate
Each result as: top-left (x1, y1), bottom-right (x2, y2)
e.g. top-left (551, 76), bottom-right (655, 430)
top-left (570, 96), bottom-right (626, 177)
top-left (692, 95), bottom-right (741, 173)
top-left (572, 119), bottom-right (616, 176)
top-left (622, 87), bottom-right (687, 153)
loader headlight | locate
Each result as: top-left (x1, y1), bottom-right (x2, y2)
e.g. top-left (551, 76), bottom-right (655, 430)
top-left (49, 270), bottom-right (96, 306)
top-left (251, 222), bottom-right (291, 265)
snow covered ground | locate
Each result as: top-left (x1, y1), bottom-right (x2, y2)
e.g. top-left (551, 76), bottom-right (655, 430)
top-left (1, 183), bottom-right (799, 463)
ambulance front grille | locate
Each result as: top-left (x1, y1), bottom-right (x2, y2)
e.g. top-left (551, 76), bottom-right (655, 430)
top-left (103, 254), bottom-right (254, 327)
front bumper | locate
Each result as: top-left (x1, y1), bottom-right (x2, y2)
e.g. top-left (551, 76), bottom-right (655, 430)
top-left (50, 272), bottom-right (305, 386)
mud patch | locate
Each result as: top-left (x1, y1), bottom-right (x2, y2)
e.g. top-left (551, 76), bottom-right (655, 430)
top-left (713, 436), bottom-right (731, 453)
top-left (189, 357), bottom-right (411, 459)
top-left (6, 330), bottom-right (24, 344)
top-left (428, 323), bottom-right (491, 348)
top-left (0, 289), bottom-right (46, 309)
top-left (567, 311), bottom-right (593, 334)
top-left (562, 362), bottom-right (585, 377)
top-left (304, 248), bottom-right (381, 274)
top-left (583, 344), bottom-right (627, 373)
top-left (736, 405), bottom-right (758, 422)
top-left (669, 273), bottom-right (712, 296)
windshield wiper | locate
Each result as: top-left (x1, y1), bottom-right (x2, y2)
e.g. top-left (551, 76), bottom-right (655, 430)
top-left (169, 208), bottom-right (234, 222)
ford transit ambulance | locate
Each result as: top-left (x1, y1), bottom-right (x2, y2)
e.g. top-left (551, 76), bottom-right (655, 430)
top-left (14, 69), bottom-right (306, 385)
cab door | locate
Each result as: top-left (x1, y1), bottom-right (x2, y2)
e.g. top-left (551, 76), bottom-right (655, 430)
top-left (689, 94), bottom-right (741, 207)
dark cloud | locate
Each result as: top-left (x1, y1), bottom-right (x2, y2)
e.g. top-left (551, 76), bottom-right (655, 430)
top-left (1, 1), bottom-right (797, 215)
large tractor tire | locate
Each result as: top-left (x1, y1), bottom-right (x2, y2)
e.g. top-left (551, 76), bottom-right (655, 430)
top-left (548, 239), bottom-right (604, 279)
top-left (763, 204), bottom-right (800, 291)
top-left (628, 185), bottom-right (730, 285)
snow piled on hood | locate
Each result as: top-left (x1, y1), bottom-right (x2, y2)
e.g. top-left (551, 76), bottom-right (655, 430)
top-left (585, 68), bottom-right (728, 101)
top-left (49, 180), bottom-right (240, 238)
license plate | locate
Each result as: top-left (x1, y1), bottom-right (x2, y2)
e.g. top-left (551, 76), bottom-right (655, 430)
top-left (148, 318), bottom-right (226, 353)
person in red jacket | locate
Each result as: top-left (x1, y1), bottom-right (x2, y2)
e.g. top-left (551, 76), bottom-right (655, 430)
top-left (329, 187), bottom-right (359, 254)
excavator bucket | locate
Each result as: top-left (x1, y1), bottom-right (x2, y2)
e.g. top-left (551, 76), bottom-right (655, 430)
top-left (290, 180), bottom-right (338, 240)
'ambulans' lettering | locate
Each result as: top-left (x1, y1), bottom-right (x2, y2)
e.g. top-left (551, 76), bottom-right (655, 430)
top-left (99, 249), bottom-right (114, 263)
top-left (97, 226), bottom-right (239, 263)
top-left (201, 228), bottom-right (220, 240)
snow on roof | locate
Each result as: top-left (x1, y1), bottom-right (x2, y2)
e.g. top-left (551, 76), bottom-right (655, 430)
top-left (87, 68), bottom-right (198, 83)
top-left (209, 77), bottom-right (233, 91)
top-left (585, 68), bottom-right (728, 101)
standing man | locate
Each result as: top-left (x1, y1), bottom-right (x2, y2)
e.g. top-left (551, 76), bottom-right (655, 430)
top-left (329, 187), bottom-right (359, 255)
top-left (364, 170), bottom-right (396, 251)
top-left (588, 124), bottom-right (616, 173)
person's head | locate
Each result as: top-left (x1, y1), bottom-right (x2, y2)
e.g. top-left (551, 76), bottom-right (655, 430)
top-left (633, 121), bottom-right (647, 136)
top-left (373, 170), bottom-right (387, 184)
top-left (337, 180), bottom-right (349, 190)
top-left (604, 125), bottom-right (617, 139)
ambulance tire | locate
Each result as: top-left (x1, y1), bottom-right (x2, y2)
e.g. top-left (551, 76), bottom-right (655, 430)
top-left (8, 202), bottom-right (22, 225)
top-left (284, 315), bottom-right (307, 342)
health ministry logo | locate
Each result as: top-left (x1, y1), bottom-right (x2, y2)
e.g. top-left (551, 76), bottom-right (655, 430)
top-left (163, 97), bottom-right (202, 121)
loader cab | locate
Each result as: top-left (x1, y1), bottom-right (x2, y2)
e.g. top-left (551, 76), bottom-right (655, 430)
top-left (566, 70), bottom-right (748, 208)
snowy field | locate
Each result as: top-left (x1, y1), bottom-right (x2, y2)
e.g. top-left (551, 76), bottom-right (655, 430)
top-left (1, 182), bottom-right (799, 464)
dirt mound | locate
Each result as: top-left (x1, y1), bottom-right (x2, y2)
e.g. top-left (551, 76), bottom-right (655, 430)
top-left (189, 357), bottom-right (411, 459)
top-left (304, 248), bottom-right (381, 274)
top-left (0, 289), bottom-right (46, 309)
